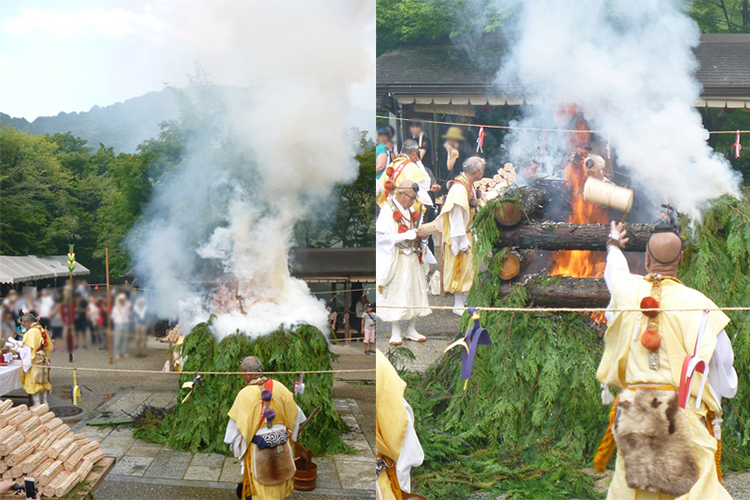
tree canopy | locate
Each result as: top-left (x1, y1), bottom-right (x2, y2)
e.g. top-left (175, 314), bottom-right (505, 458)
top-left (1, 88), bottom-right (374, 282)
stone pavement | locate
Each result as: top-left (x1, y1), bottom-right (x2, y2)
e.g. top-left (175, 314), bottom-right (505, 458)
top-left (72, 390), bottom-right (375, 499)
top-left (376, 293), bottom-right (462, 372)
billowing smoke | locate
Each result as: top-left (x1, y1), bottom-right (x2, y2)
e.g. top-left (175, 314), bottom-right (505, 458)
top-left (494, 0), bottom-right (740, 217)
top-left (128, 0), bottom-right (374, 338)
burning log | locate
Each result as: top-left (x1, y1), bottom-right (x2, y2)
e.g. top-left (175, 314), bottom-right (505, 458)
top-left (493, 184), bottom-right (550, 226)
top-left (497, 222), bottom-right (654, 251)
top-left (498, 275), bottom-right (611, 308)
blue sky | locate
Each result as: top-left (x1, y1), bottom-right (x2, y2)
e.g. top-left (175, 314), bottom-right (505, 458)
top-left (0, 0), bottom-right (375, 130)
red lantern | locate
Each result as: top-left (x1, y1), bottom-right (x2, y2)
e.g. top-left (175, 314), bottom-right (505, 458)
top-left (640, 297), bottom-right (660, 318)
top-left (641, 330), bottom-right (662, 351)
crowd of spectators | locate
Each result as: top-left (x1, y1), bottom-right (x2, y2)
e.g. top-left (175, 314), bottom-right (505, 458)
top-left (0, 280), bottom-right (153, 359)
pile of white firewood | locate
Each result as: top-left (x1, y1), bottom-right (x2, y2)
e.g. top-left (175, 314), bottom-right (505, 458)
top-left (0, 400), bottom-right (104, 498)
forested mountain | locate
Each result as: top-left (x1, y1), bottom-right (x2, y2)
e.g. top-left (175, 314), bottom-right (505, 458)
top-left (0, 90), bottom-right (180, 154)
top-left (1, 88), bottom-right (373, 155)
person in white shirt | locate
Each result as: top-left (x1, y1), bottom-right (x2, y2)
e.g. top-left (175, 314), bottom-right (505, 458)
top-left (110, 293), bottom-right (132, 360)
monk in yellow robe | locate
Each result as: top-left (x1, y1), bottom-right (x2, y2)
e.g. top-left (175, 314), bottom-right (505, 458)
top-left (225, 356), bottom-right (305, 500)
top-left (595, 222), bottom-right (737, 499)
top-left (376, 349), bottom-right (424, 500)
top-left (441, 156), bottom-right (485, 315)
top-left (377, 139), bottom-right (434, 210)
top-left (18, 313), bottom-right (53, 408)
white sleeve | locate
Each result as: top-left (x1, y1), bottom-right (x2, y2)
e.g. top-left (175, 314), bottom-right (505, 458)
top-left (376, 229), bottom-right (418, 257)
top-left (416, 177), bottom-right (433, 207)
top-left (603, 246), bottom-right (630, 294)
top-left (19, 345), bottom-right (32, 373)
top-left (708, 330), bottom-right (738, 400)
top-left (603, 246), bottom-right (631, 324)
top-left (291, 405), bottom-right (306, 442)
top-left (395, 399), bottom-right (424, 493)
top-left (448, 207), bottom-right (470, 255)
top-left (224, 418), bottom-right (247, 460)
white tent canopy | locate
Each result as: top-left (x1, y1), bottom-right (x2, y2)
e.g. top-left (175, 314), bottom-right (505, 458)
top-left (0, 255), bottom-right (90, 285)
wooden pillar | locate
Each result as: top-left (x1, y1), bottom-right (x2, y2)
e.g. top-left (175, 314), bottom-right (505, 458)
top-left (344, 279), bottom-right (351, 344)
top-left (105, 248), bottom-right (113, 365)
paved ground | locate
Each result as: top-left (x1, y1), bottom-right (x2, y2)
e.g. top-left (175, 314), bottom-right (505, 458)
top-left (376, 292), bottom-right (463, 372)
top-left (5, 333), bottom-right (375, 499)
top-left (72, 390), bottom-right (374, 499)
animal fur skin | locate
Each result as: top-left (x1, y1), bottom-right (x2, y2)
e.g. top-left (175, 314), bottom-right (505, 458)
top-left (613, 389), bottom-right (699, 496)
top-left (251, 442), bottom-right (296, 486)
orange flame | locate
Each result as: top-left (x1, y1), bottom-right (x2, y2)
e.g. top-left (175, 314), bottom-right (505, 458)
top-left (550, 110), bottom-right (607, 323)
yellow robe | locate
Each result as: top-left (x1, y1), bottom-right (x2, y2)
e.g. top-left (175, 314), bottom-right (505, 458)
top-left (441, 179), bottom-right (474, 293)
top-left (22, 325), bottom-right (53, 395)
top-left (376, 350), bottom-right (410, 500)
top-left (377, 156), bottom-right (428, 208)
top-left (597, 275), bottom-right (730, 500)
top-left (228, 380), bottom-right (299, 500)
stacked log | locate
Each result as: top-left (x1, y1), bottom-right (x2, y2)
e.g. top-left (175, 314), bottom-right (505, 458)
top-left (478, 183), bottom-right (654, 311)
top-left (0, 400), bottom-right (105, 497)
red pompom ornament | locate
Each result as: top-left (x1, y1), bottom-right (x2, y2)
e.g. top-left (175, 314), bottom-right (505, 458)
top-left (385, 167), bottom-right (394, 177)
top-left (640, 297), bottom-right (660, 318)
top-left (641, 330), bottom-right (662, 351)
top-left (384, 180), bottom-right (393, 191)
top-left (411, 211), bottom-right (420, 221)
top-left (393, 211), bottom-right (403, 222)
top-left (397, 225), bottom-right (408, 234)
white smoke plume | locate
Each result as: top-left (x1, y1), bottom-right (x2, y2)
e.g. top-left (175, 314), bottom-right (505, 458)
top-left (128, 0), bottom-right (374, 339)
top-left (493, 0), bottom-right (740, 217)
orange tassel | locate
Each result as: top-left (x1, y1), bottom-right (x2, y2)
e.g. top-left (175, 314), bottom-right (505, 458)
top-left (593, 395), bottom-right (618, 473)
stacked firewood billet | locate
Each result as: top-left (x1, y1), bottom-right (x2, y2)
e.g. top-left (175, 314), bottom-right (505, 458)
top-left (0, 400), bottom-right (104, 498)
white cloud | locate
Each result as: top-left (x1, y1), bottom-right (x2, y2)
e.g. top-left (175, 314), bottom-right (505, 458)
top-left (4, 6), bottom-right (165, 39)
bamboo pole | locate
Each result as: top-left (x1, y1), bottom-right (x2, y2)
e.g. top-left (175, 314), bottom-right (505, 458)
top-left (68, 273), bottom-right (73, 363)
top-left (105, 248), bottom-right (113, 365)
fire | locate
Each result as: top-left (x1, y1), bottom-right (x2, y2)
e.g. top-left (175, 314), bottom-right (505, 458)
top-left (550, 109), bottom-right (608, 323)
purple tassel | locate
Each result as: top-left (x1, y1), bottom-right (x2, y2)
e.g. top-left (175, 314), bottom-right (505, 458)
top-left (264, 409), bottom-right (276, 421)
top-left (261, 389), bottom-right (272, 401)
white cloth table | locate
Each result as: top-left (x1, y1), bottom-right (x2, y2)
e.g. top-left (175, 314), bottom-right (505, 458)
top-left (0, 362), bottom-right (24, 396)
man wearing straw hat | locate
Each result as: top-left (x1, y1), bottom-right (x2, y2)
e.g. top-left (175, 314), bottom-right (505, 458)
top-left (441, 126), bottom-right (467, 182)
top-left (376, 180), bottom-right (431, 345)
top-left (441, 157), bottom-right (485, 316)
top-left (225, 356), bottom-right (305, 500)
top-left (594, 222), bottom-right (737, 499)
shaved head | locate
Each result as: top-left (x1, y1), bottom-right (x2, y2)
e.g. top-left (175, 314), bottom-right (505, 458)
top-left (394, 179), bottom-right (417, 209)
top-left (241, 356), bottom-right (263, 383)
top-left (646, 231), bottom-right (683, 274)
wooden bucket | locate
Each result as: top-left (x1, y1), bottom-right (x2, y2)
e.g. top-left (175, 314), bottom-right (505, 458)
top-left (294, 458), bottom-right (317, 491)
top-left (583, 177), bottom-right (633, 213)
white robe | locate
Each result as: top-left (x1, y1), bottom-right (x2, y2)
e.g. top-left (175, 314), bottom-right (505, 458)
top-left (375, 398), bottom-right (425, 500)
top-left (376, 200), bottom-right (431, 322)
top-left (603, 246), bottom-right (738, 401)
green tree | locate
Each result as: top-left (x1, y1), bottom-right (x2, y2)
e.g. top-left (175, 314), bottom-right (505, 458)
top-left (0, 127), bottom-right (75, 255)
top-left (690, 0), bottom-right (750, 32)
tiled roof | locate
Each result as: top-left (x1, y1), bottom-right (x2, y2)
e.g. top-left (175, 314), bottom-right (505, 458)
top-left (378, 34), bottom-right (750, 102)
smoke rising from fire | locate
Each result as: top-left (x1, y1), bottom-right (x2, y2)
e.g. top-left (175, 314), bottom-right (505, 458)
top-left (493, 0), bottom-right (740, 217)
top-left (128, 1), bottom-right (374, 338)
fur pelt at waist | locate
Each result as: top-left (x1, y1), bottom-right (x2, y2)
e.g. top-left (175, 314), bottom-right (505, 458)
top-left (613, 389), bottom-right (699, 496)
